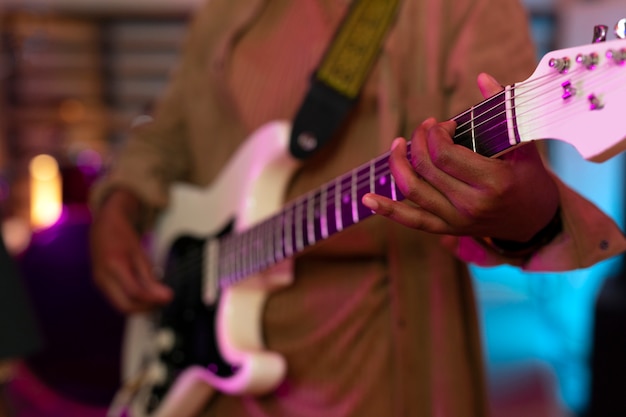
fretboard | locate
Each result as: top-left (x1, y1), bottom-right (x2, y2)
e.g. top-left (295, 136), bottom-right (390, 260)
top-left (218, 87), bottom-right (518, 288)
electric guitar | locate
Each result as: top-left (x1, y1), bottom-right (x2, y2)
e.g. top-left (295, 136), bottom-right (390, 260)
top-left (108, 37), bottom-right (626, 417)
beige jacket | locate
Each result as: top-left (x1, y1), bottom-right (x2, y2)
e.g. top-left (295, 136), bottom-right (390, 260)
top-left (93, 0), bottom-right (626, 416)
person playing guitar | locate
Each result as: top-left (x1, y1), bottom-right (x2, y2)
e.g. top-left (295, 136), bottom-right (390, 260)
top-left (90, 1), bottom-right (626, 416)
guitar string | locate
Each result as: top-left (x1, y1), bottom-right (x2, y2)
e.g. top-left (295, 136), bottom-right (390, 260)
top-left (455, 62), bottom-right (621, 142)
top-left (173, 62), bottom-right (626, 285)
top-left (198, 64), bottom-right (626, 285)
top-left (217, 68), bottom-right (626, 287)
top-left (516, 61), bottom-right (626, 144)
top-left (220, 63), bottom-right (626, 283)
top-left (331, 62), bottom-right (626, 207)
top-left (216, 68), bottom-right (577, 274)
top-left (454, 54), bottom-right (624, 137)
top-left (454, 67), bottom-right (581, 140)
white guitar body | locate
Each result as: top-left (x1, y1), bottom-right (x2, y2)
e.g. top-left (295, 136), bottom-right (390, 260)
top-left (109, 36), bottom-right (626, 417)
top-left (110, 120), bottom-right (300, 417)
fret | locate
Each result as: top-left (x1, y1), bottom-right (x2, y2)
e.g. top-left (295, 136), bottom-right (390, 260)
top-left (366, 161), bottom-right (378, 216)
top-left (246, 228), bottom-right (254, 275)
top-left (295, 203), bottom-right (305, 253)
top-left (290, 206), bottom-right (298, 257)
top-left (473, 95), bottom-right (511, 156)
top-left (258, 221), bottom-right (268, 270)
top-left (284, 207), bottom-right (293, 257)
top-left (372, 155), bottom-right (394, 200)
top-left (369, 161), bottom-right (375, 194)
top-left (372, 165), bottom-right (387, 196)
top-left (340, 175), bottom-right (354, 229)
top-left (249, 228), bottom-right (257, 276)
top-left (262, 224), bottom-right (270, 269)
top-left (453, 110), bottom-right (475, 152)
top-left (300, 200), bottom-right (308, 248)
top-left (274, 214), bottom-right (284, 263)
top-left (390, 171), bottom-right (397, 201)
top-left (235, 235), bottom-right (243, 281)
top-left (351, 169), bottom-right (359, 224)
top-left (320, 185), bottom-right (329, 239)
top-left (306, 194), bottom-right (316, 246)
top-left (246, 230), bottom-right (252, 275)
top-left (232, 238), bottom-right (238, 278)
top-left (248, 229), bottom-right (256, 276)
top-left (355, 164), bottom-right (374, 221)
top-left (257, 224), bottom-right (265, 269)
top-left (470, 105), bottom-right (477, 152)
top-left (265, 221), bottom-right (273, 268)
top-left (504, 85), bottom-right (520, 147)
top-left (452, 91), bottom-right (514, 157)
top-left (263, 219), bottom-right (273, 268)
top-left (294, 199), bottom-right (304, 252)
top-left (255, 228), bottom-right (262, 270)
top-left (256, 222), bottom-right (263, 271)
top-left (243, 229), bottom-right (252, 277)
top-left (253, 225), bottom-right (261, 273)
top-left (251, 226), bottom-right (259, 272)
top-left (324, 181), bottom-right (338, 236)
top-left (258, 225), bottom-right (265, 269)
top-left (311, 192), bottom-right (323, 243)
top-left (253, 224), bottom-right (262, 272)
top-left (334, 176), bottom-right (344, 232)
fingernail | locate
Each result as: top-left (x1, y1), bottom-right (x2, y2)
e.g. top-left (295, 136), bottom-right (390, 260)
top-left (482, 72), bottom-right (503, 88)
top-left (423, 117), bottom-right (437, 128)
top-left (391, 138), bottom-right (403, 151)
top-left (362, 194), bottom-right (379, 212)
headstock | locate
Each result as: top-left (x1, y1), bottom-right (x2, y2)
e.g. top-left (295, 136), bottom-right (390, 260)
top-left (514, 22), bottom-right (626, 162)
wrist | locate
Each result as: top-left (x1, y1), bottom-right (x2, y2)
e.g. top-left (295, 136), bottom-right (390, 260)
top-left (99, 188), bottom-right (147, 230)
top-left (479, 207), bottom-right (563, 259)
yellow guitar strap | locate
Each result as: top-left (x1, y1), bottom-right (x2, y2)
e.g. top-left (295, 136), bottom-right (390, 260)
top-left (289, 0), bottom-right (401, 159)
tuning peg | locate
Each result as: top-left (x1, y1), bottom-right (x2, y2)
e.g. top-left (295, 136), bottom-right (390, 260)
top-left (606, 48), bottom-right (626, 65)
top-left (593, 25), bottom-right (608, 43)
top-left (616, 18), bottom-right (626, 39)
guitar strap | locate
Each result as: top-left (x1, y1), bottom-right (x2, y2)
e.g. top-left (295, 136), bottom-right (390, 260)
top-left (289, 0), bottom-right (401, 160)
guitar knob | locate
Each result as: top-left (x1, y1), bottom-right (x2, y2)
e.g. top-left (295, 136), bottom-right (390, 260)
top-left (155, 328), bottom-right (176, 353)
top-left (592, 25), bottom-right (608, 43)
top-left (146, 361), bottom-right (168, 385)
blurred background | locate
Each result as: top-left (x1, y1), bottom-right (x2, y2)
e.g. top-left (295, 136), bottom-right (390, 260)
top-left (0, 0), bottom-right (625, 416)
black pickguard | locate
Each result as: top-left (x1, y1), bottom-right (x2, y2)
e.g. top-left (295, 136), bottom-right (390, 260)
top-left (145, 235), bottom-right (237, 412)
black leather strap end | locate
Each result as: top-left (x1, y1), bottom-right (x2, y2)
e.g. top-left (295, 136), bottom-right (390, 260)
top-left (289, 77), bottom-right (357, 160)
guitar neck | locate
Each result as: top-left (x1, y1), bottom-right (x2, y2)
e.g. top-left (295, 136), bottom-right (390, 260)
top-left (216, 88), bottom-right (518, 287)
top-left (454, 86), bottom-right (520, 157)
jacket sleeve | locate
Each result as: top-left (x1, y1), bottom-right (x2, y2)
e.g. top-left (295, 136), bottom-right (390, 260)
top-left (444, 173), bottom-right (626, 271)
